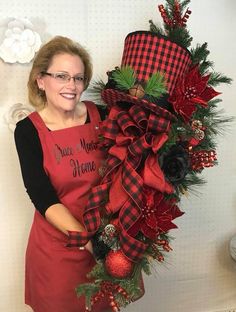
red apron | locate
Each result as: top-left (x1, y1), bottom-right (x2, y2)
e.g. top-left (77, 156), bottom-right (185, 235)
top-left (26, 101), bottom-right (109, 312)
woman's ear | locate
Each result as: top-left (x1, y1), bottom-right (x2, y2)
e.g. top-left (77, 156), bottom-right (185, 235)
top-left (36, 74), bottom-right (45, 91)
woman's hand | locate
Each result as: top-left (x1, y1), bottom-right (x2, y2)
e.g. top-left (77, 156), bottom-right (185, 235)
top-left (45, 204), bottom-right (94, 256)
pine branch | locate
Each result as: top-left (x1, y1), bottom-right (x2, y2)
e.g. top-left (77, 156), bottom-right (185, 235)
top-left (111, 66), bottom-right (136, 91)
top-left (89, 78), bottom-right (106, 92)
top-left (76, 283), bottom-right (100, 310)
top-left (179, 0), bottom-right (191, 12)
top-left (139, 257), bottom-right (152, 275)
top-left (87, 78), bottom-right (106, 105)
top-left (208, 113), bottom-right (234, 136)
top-left (177, 172), bottom-right (206, 196)
top-left (149, 20), bottom-right (166, 36)
top-left (195, 104), bottom-right (235, 137)
top-left (203, 98), bottom-right (222, 107)
top-left (144, 72), bottom-right (167, 98)
top-left (195, 135), bottom-right (217, 150)
top-left (199, 60), bottom-right (214, 75)
top-left (166, 0), bottom-right (190, 16)
top-left (208, 72), bottom-right (233, 87)
top-left (190, 43), bottom-right (210, 64)
top-left (167, 27), bottom-right (192, 48)
top-left (87, 262), bottom-right (107, 279)
top-left (114, 292), bottom-right (130, 308)
top-left (149, 1), bottom-right (193, 48)
top-left (119, 263), bottom-right (144, 302)
top-left (191, 99), bottom-right (234, 153)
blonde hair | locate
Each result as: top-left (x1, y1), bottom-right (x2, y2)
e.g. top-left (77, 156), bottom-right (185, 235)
top-left (28, 36), bottom-right (93, 109)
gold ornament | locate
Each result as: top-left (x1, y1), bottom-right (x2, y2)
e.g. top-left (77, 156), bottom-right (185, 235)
top-left (129, 84), bottom-right (145, 98)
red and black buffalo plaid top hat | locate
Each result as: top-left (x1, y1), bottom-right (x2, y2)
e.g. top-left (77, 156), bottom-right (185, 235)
top-left (101, 30), bottom-right (192, 120)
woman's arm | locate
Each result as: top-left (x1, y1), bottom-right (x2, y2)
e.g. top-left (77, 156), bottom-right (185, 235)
top-left (14, 117), bottom-right (92, 251)
top-left (14, 117), bottom-right (60, 215)
top-left (45, 203), bottom-right (92, 252)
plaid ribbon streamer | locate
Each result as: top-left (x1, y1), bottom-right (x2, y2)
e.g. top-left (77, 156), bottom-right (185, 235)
top-left (79, 104), bottom-right (172, 261)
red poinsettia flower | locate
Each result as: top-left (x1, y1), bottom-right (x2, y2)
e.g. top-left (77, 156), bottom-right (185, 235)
top-left (128, 187), bottom-right (184, 240)
top-left (168, 65), bottom-right (221, 123)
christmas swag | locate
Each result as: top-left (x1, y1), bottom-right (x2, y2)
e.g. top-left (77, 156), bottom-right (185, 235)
top-left (75, 1), bottom-right (232, 311)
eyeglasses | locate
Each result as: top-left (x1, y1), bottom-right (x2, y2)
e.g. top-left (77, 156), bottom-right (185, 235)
top-left (41, 72), bottom-right (86, 85)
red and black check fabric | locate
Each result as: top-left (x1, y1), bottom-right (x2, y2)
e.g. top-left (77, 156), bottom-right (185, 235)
top-left (73, 31), bottom-right (192, 259)
top-left (102, 89), bottom-right (176, 122)
top-left (121, 31), bottom-right (192, 95)
top-left (101, 31), bottom-right (192, 115)
top-left (78, 104), bottom-right (173, 262)
top-left (67, 230), bottom-right (89, 247)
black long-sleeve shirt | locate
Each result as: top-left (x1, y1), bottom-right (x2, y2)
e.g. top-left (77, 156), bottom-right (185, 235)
top-left (14, 105), bottom-right (107, 216)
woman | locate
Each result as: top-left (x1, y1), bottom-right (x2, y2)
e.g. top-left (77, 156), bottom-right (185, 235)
top-left (14, 36), bottom-right (109, 312)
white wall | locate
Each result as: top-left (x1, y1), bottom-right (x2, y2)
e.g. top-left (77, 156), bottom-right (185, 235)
top-left (0, 1), bottom-right (235, 311)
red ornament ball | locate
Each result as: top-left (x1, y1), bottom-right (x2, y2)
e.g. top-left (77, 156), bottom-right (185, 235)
top-left (105, 250), bottom-right (134, 279)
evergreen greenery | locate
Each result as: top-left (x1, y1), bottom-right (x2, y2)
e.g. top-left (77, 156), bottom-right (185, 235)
top-left (110, 66), bottom-right (168, 100)
top-left (76, 1), bottom-right (233, 310)
top-left (144, 72), bottom-right (167, 99)
top-left (167, 27), bottom-right (192, 48)
top-left (190, 43), bottom-right (210, 65)
top-left (208, 72), bottom-right (233, 87)
top-left (177, 172), bottom-right (206, 197)
top-left (149, 19), bottom-right (166, 37)
top-left (86, 79), bottom-right (106, 105)
top-left (111, 66), bottom-right (136, 91)
top-left (149, 0), bottom-right (192, 48)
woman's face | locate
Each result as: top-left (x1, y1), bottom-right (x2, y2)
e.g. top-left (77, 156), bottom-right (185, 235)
top-left (37, 53), bottom-right (85, 112)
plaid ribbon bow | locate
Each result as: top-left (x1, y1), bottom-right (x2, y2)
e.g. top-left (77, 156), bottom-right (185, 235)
top-left (79, 104), bottom-right (174, 262)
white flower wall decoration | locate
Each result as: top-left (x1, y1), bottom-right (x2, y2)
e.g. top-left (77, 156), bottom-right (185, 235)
top-left (4, 103), bottom-right (34, 132)
top-left (0, 18), bottom-right (42, 64)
